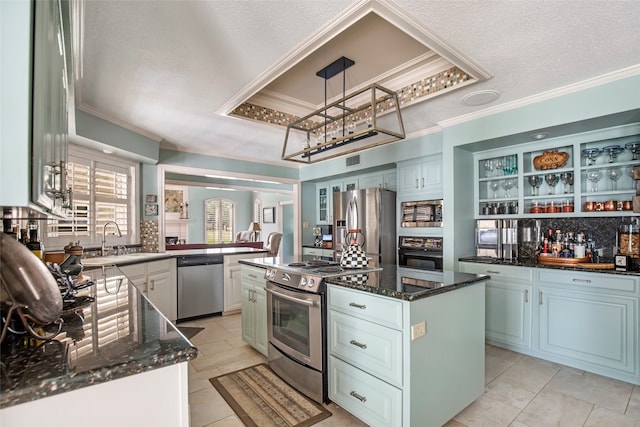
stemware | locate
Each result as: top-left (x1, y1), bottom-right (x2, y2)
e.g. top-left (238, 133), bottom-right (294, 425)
top-left (502, 179), bottom-right (514, 198)
top-left (587, 170), bottom-right (602, 192)
top-left (483, 159), bottom-right (494, 178)
top-left (626, 142), bottom-right (640, 161)
top-left (581, 148), bottom-right (601, 166)
top-left (544, 173), bottom-right (559, 195)
top-left (528, 175), bottom-right (543, 196)
top-left (628, 166), bottom-right (635, 178)
top-left (490, 181), bottom-right (500, 198)
top-left (494, 157), bottom-right (504, 176)
top-left (603, 145), bottom-right (623, 163)
top-left (607, 167), bottom-right (621, 190)
top-left (560, 172), bottom-right (573, 194)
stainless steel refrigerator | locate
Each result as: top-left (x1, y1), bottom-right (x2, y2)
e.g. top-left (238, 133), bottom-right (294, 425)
top-left (333, 188), bottom-right (397, 265)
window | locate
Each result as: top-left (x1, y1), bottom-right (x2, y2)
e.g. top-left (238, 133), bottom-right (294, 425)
top-left (204, 198), bottom-right (235, 243)
top-left (46, 145), bottom-right (138, 249)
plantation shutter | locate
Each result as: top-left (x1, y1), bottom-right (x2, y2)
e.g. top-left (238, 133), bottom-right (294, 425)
top-left (204, 198), bottom-right (235, 244)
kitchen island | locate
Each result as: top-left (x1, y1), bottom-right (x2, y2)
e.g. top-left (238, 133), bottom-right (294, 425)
top-left (0, 265), bottom-right (197, 427)
top-left (325, 267), bottom-right (488, 427)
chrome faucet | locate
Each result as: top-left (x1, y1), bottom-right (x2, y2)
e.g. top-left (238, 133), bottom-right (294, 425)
top-left (101, 221), bottom-right (122, 256)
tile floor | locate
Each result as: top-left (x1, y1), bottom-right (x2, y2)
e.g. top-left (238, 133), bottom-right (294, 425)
top-left (183, 314), bottom-right (640, 427)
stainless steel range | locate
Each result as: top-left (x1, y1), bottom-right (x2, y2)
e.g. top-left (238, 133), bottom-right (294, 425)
top-left (264, 260), bottom-right (380, 404)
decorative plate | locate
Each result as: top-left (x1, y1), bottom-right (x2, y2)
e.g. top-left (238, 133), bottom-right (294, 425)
top-left (533, 149), bottom-right (569, 170)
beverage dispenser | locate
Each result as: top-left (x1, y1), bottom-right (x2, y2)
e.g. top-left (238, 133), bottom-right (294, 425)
top-left (615, 219), bottom-right (640, 271)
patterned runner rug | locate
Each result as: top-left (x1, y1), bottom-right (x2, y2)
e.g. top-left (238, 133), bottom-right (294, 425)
top-left (209, 364), bottom-right (331, 427)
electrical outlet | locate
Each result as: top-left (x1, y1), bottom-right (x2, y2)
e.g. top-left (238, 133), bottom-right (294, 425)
top-left (410, 321), bottom-right (426, 340)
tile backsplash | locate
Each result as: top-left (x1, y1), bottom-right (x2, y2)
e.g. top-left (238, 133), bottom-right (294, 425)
top-left (519, 216), bottom-right (638, 260)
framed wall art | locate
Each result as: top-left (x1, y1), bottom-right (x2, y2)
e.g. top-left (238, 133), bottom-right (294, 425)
top-left (263, 207), bottom-right (275, 223)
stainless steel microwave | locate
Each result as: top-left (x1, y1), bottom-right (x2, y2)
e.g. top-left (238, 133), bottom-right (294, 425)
top-left (400, 200), bottom-right (443, 228)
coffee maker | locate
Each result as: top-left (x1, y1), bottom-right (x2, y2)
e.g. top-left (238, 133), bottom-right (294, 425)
top-left (476, 219), bottom-right (519, 260)
top-left (615, 218), bottom-right (639, 271)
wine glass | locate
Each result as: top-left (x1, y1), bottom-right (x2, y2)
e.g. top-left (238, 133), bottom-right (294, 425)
top-left (607, 167), bottom-right (621, 190)
top-left (494, 157), bottom-right (503, 176)
top-left (603, 145), bottom-right (623, 163)
top-left (502, 179), bottom-right (514, 198)
top-left (581, 148), bottom-right (601, 166)
top-left (484, 160), bottom-right (494, 178)
top-left (560, 172), bottom-right (573, 194)
top-left (528, 175), bottom-right (543, 196)
top-left (544, 173), bottom-right (559, 195)
top-left (490, 181), bottom-right (499, 198)
top-left (625, 142), bottom-right (640, 161)
top-left (587, 170), bottom-right (602, 192)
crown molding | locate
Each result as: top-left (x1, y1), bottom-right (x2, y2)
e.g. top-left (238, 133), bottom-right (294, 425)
top-left (438, 64), bottom-right (640, 128)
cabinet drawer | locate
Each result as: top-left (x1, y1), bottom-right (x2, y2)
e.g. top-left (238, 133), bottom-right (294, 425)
top-left (303, 248), bottom-right (323, 256)
top-left (460, 262), bottom-right (533, 282)
top-left (329, 356), bottom-right (402, 427)
top-left (330, 310), bottom-right (403, 387)
top-left (147, 258), bottom-right (172, 274)
top-left (240, 265), bottom-right (266, 283)
top-left (328, 285), bottom-right (403, 329)
top-left (538, 269), bottom-right (638, 294)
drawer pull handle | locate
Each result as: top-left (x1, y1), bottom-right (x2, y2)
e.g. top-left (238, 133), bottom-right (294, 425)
top-left (539, 290), bottom-right (543, 305)
top-left (524, 289), bottom-right (529, 303)
top-left (350, 340), bottom-right (367, 349)
top-left (349, 303), bottom-right (366, 309)
top-left (350, 391), bottom-right (367, 403)
top-left (486, 270), bottom-right (501, 274)
top-left (572, 278), bottom-right (592, 284)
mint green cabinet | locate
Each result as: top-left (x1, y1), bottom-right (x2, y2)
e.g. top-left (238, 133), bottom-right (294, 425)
top-left (459, 262), bottom-right (533, 351)
top-left (397, 154), bottom-right (443, 198)
top-left (240, 265), bottom-right (267, 356)
top-left (459, 260), bottom-right (640, 385)
top-left (328, 282), bottom-right (485, 427)
top-left (536, 269), bottom-right (638, 382)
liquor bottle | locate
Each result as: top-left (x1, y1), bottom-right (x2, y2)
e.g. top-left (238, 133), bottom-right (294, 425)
top-left (25, 220), bottom-right (44, 260)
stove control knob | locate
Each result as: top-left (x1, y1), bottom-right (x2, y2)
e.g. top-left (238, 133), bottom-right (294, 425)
top-left (300, 277), bottom-right (307, 286)
top-left (308, 278), bottom-right (315, 288)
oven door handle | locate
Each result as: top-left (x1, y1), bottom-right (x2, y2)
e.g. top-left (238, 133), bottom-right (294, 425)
top-left (265, 287), bottom-right (317, 307)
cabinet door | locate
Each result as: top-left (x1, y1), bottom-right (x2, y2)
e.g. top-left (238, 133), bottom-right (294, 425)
top-left (241, 282), bottom-right (255, 346)
top-left (538, 286), bottom-right (636, 375)
top-left (316, 184), bottom-right (330, 225)
top-left (147, 269), bottom-right (171, 319)
top-left (486, 281), bottom-right (532, 350)
top-left (226, 265), bottom-right (243, 313)
top-left (254, 286), bottom-right (268, 356)
top-left (397, 162), bottom-right (421, 195)
top-left (421, 159), bottom-right (442, 196)
top-left (120, 264), bottom-right (147, 292)
top-left (358, 173), bottom-right (383, 189)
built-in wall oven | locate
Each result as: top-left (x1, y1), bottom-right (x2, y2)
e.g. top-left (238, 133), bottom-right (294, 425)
top-left (398, 236), bottom-right (443, 271)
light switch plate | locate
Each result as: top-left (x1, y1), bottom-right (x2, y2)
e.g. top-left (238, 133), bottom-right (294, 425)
top-left (410, 321), bottom-right (426, 340)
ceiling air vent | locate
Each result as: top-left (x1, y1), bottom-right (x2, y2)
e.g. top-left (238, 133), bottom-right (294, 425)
top-left (346, 155), bottom-right (360, 167)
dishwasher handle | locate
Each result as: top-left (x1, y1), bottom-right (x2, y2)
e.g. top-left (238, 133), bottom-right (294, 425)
top-left (177, 255), bottom-right (223, 267)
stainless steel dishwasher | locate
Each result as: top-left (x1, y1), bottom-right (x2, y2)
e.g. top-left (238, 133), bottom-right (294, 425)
top-left (176, 254), bottom-right (224, 322)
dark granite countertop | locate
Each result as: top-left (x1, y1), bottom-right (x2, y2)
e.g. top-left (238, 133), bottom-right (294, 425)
top-left (240, 258), bottom-right (488, 302)
top-left (0, 265), bottom-right (197, 409)
top-left (326, 265), bottom-right (489, 301)
top-left (458, 256), bottom-right (640, 276)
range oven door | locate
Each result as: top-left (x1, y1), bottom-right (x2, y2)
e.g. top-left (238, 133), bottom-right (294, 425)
top-left (265, 281), bottom-right (323, 371)
top-left (398, 249), bottom-right (443, 271)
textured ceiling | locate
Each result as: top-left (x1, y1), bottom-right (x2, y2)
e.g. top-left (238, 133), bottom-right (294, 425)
top-left (77, 0), bottom-right (640, 167)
